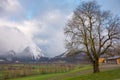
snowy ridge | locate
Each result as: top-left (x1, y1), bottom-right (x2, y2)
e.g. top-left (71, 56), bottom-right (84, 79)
top-left (0, 25), bottom-right (44, 60)
top-left (22, 44), bottom-right (44, 60)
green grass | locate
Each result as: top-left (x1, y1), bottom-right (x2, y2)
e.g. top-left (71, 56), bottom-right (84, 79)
top-left (65, 68), bottom-right (120, 80)
top-left (9, 65), bottom-right (120, 80)
top-left (9, 65), bottom-right (92, 80)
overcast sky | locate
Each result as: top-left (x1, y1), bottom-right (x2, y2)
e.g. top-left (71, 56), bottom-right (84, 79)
top-left (0, 0), bottom-right (120, 57)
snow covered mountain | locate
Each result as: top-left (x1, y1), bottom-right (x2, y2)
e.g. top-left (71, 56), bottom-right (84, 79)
top-left (0, 45), bottom-right (44, 62)
top-left (55, 51), bottom-right (68, 58)
top-left (21, 45), bottom-right (44, 60)
top-left (0, 25), bottom-right (44, 61)
top-left (6, 50), bottom-right (16, 61)
top-left (55, 50), bottom-right (89, 60)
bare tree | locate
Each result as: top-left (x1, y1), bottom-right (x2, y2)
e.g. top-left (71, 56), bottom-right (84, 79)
top-left (64, 1), bottom-right (120, 73)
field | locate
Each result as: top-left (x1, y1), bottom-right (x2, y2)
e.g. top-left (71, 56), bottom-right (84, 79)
top-left (0, 63), bottom-right (120, 80)
top-left (0, 63), bottom-right (78, 80)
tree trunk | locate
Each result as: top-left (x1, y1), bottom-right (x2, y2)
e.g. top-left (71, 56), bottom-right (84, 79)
top-left (93, 59), bottom-right (100, 73)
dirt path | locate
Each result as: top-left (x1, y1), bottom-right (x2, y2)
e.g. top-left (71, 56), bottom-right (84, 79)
top-left (100, 64), bottom-right (120, 71)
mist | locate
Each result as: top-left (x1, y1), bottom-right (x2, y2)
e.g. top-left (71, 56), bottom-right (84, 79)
top-left (0, 25), bottom-right (42, 58)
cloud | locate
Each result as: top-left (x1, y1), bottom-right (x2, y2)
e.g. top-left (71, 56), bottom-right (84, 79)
top-left (0, 20), bottom-right (44, 59)
top-left (0, 25), bottom-right (30, 53)
top-left (17, 20), bottom-right (42, 38)
top-left (0, 0), bottom-right (120, 58)
top-left (0, 17), bottom-right (65, 57)
top-left (42, 10), bottom-right (64, 25)
top-left (0, 0), bottom-right (75, 57)
top-left (0, 18), bottom-right (42, 52)
top-left (0, 19), bottom-right (41, 38)
top-left (33, 10), bottom-right (72, 57)
top-left (0, 0), bottom-right (22, 16)
top-left (45, 30), bottom-right (66, 57)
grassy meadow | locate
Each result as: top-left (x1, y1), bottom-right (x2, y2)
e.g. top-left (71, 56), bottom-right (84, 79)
top-left (0, 63), bottom-right (120, 80)
top-left (0, 63), bottom-right (77, 80)
top-left (66, 68), bottom-right (120, 80)
top-left (9, 64), bottom-right (92, 80)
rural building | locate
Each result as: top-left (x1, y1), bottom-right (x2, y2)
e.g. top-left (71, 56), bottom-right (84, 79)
top-left (106, 56), bottom-right (120, 64)
top-left (99, 58), bottom-right (105, 63)
top-left (99, 55), bottom-right (120, 64)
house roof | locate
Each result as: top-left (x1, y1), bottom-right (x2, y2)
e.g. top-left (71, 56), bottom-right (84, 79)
top-left (107, 56), bottom-right (120, 60)
top-left (100, 54), bottom-right (108, 58)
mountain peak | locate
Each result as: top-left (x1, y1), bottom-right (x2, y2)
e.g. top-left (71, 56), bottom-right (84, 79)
top-left (22, 45), bottom-right (44, 60)
top-left (8, 50), bottom-right (16, 56)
